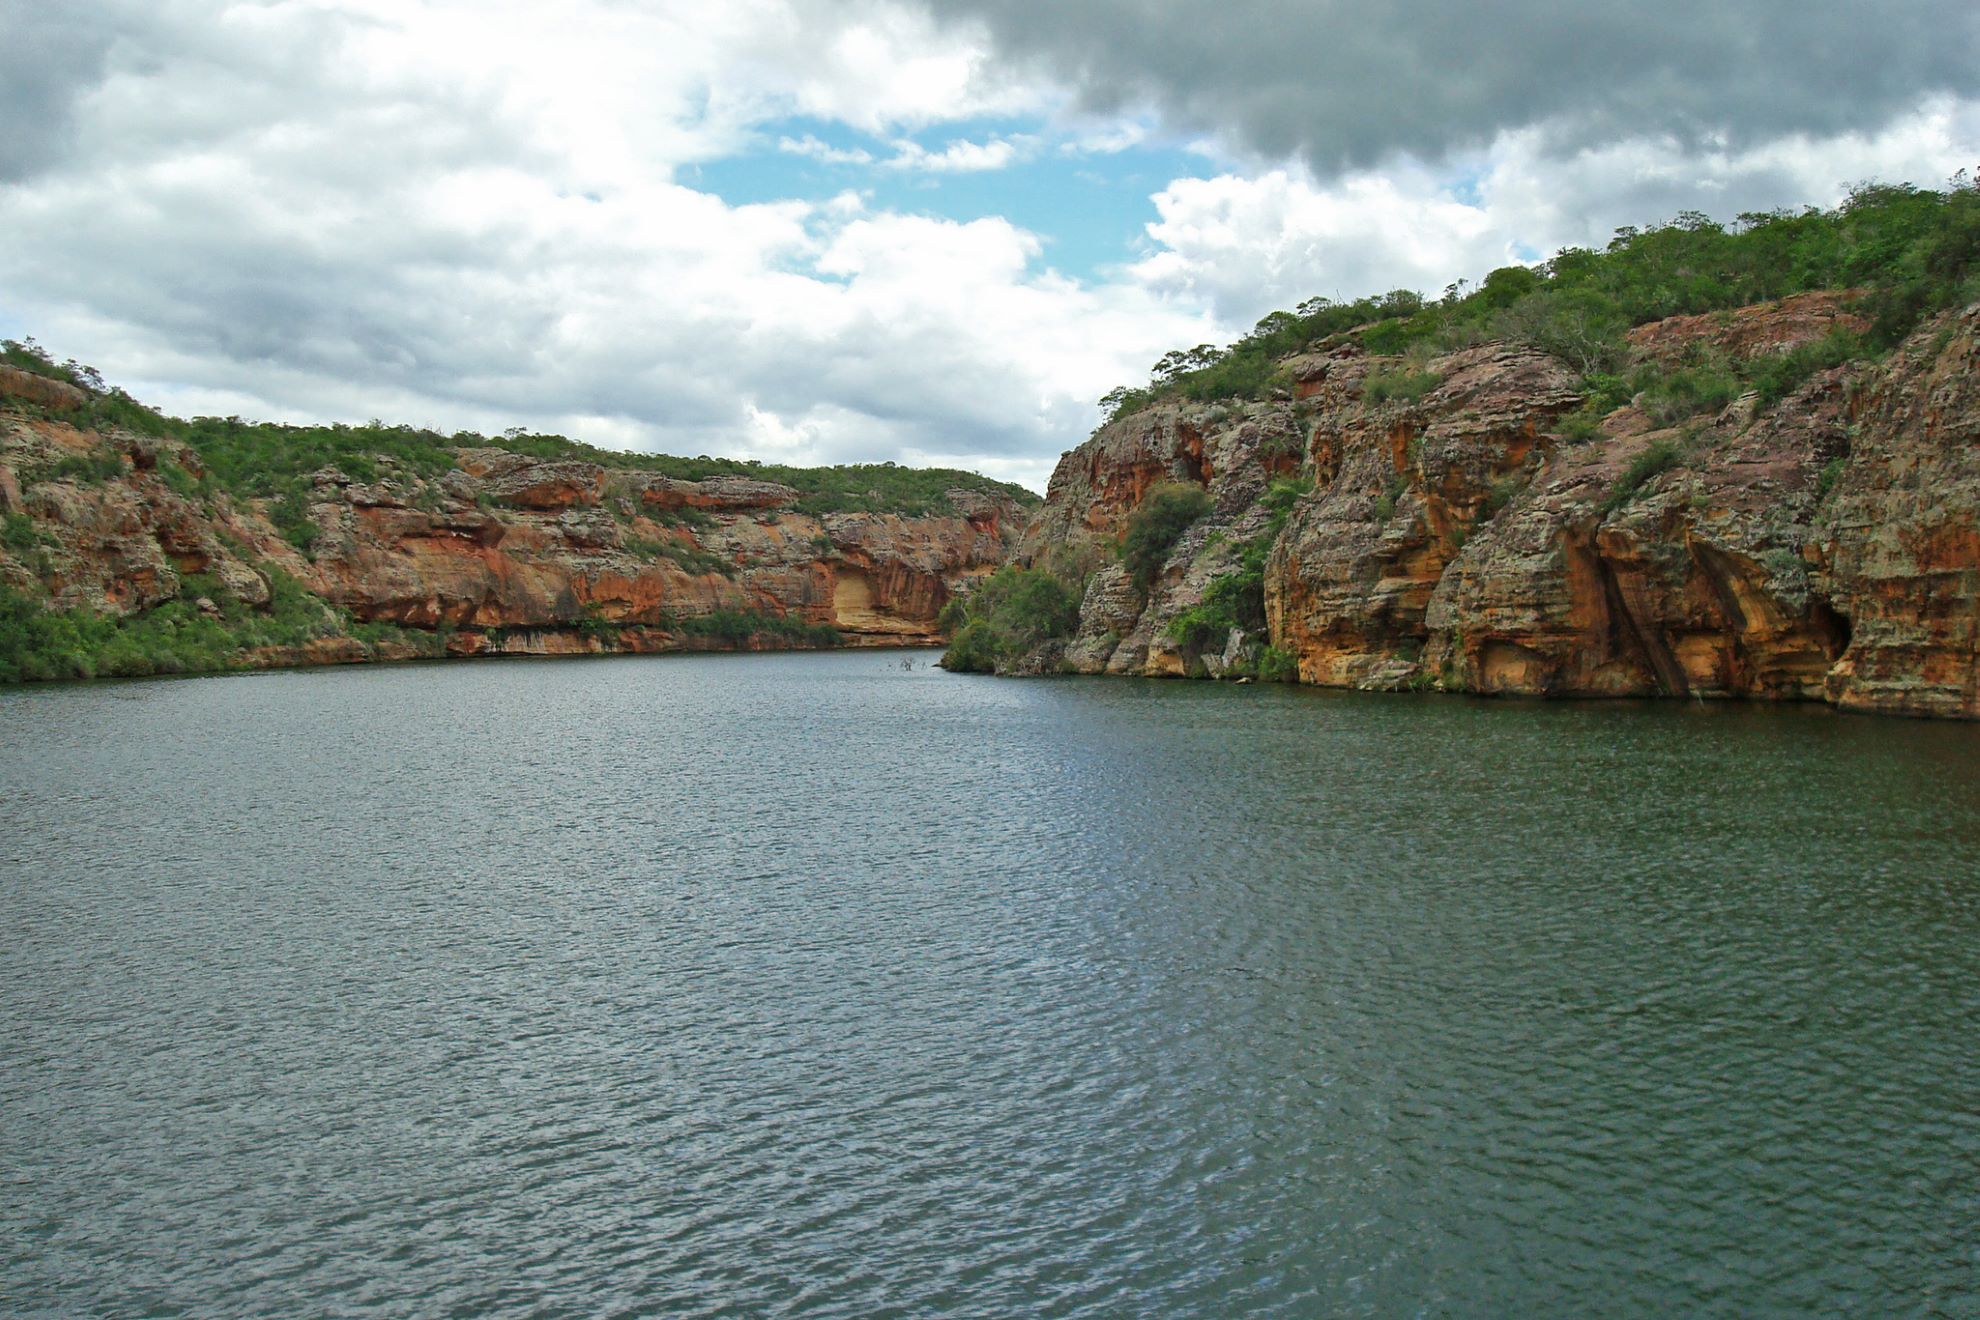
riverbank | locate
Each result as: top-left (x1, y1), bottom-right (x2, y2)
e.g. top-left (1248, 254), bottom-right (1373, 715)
top-left (0, 351), bottom-right (1034, 684)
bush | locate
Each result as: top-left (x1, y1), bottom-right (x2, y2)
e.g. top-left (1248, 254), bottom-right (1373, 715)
top-left (1256, 645), bottom-right (1299, 683)
top-left (1817, 457), bottom-right (1846, 501)
top-left (936, 565), bottom-right (1082, 672)
top-left (1556, 406), bottom-right (1609, 444)
top-left (1494, 288), bottom-right (1629, 375)
top-left (2, 513), bottom-right (51, 560)
top-left (1121, 483), bottom-right (1212, 594)
top-left (1636, 362), bottom-right (1741, 425)
top-left (0, 567), bottom-right (341, 684)
top-left (1363, 366), bottom-right (1444, 406)
top-left (1600, 439), bottom-right (1684, 515)
top-left (666, 608), bottom-right (841, 648)
top-left (157, 458), bottom-right (203, 499)
top-left (1484, 477), bottom-right (1525, 516)
top-left (1745, 328), bottom-right (1863, 411)
top-left (21, 452), bottom-right (126, 486)
top-left (1374, 473), bottom-right (1409, 522)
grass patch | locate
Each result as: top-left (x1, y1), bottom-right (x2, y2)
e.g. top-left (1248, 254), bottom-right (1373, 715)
top-left (1362, 366), bottom-right (1444, 406)
top-left (1600, 439), bottom-right (1685, 515)
top-left (20, 452), bottom-right (126, 486)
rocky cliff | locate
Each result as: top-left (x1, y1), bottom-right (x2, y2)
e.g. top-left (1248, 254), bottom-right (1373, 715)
top-left (0, 371), bottom-right (1031, 677)
top-left (1000, 295), bottom-right (1980, 719)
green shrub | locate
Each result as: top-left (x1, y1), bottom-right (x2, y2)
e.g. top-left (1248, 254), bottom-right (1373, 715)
top-left (1259, 476), bottom-right (1311, 534)
top-left (2, 513), bottom-right (51, 560)
top-left (1361, 314), bottom-right (1439, 356)
top-left (1556, 406), bottom-right (1609, 444)
top-left (940, 618), bottom-right (1001, 673)
top-left (577, 611), bottom-right (621, 644)
top-left (1579, 372), bottom-right (1634, 414)
top-left (266, 485), bottom-right (319, 553)
top-left (1256, 426), bottom-right (1305, 462)
top-left (1484, 476), bottom-right (1525, 516)
top-left (1363, 366), bottom-right (1444, 406)
top-left (936, 565), bottom-right (1082, 672)
top-left (1745, 328), bottom-right (1864, 411)
top-left (1600, 439), bottom-right (1684, 515)
top-left (1817, 457), bottom-right (1847, 501)
top-left (1121, 483), bottom-right (1212, 594)
top-left (1256, 645), bottom-right (1299, 683)
top-left (1493, 288), bottom-right (1628, 375)
top-left (1161, 478), bottom-right (1313, 661)
top-left (1637, 363), bottom-right (1740, 425)
top-left (1374, 473), bottom-right (1409, 522)
top-left (664, 608), bottom-right (841, 648)
top-left (0, 566), bottom-right (342, 684)
top-left (157, 457), bottom-right (203, 499)
top-left (21, 452), bottom-right (126, 486)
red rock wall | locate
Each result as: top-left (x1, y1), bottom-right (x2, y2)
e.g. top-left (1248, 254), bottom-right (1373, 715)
top-left (0, 413), bottom-right (1029, 669)
top-left (1018, 298), bottom-right (1980, 718)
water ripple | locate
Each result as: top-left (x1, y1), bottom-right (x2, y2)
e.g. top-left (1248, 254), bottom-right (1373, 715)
top-left (2, 652), bottom-right (1977, 1317)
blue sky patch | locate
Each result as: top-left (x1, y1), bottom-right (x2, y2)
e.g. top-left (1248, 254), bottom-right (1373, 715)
top-left (688, 117), bottom-right (1207, 281)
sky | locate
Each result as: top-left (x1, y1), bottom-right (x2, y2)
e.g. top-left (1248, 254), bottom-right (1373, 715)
top-left (2, 1), bottom-right (1976, 490)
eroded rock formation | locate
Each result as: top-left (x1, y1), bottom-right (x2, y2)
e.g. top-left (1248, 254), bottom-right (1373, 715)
top-left (0, 400), bottom-right (1028, 671)
top-left (1012, 298), bottom-right (1980, 719)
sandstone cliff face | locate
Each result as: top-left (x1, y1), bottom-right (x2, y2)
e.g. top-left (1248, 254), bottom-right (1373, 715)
top-left (1016, 298), bottom-right (1980, 719)
top-left (1819, 313), bottom-right (1980, 718)
top-left (0, 404), bottom-right (1027, 671)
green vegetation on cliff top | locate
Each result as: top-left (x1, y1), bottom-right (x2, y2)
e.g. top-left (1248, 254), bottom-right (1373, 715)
top-left (1099, 175), bottom-right (1980, 422)
top-left (0, 340), bottom-right (1037, 521)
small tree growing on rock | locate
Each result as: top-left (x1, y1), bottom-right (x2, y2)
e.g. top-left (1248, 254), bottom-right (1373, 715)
top-left (1120, 483), bottom-right (1212, 595)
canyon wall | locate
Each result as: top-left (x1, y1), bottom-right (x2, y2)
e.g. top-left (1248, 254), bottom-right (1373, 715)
top-left (1012, 296), bottom-right (1980, 719)
top-left (0, 387), bottom-right (1028, 671)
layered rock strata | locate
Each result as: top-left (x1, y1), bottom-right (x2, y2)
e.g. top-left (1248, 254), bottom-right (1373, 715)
top-left (1012, 296), bottom-right (1980, 719)
top-left (0, 406), bottom-right (1027, 669)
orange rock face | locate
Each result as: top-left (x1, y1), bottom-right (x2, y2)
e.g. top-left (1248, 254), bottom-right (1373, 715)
top-left (1624, 290), bottom-right (1867, 364)
top-left (1818, 308), bottom-right (1980, 718)
top-left (0, 411), bottom-right (1031, 671)
top-left (1013, 301), bottom-right (1980, 719)
top-left (0, 365), bottom-right (92, 412)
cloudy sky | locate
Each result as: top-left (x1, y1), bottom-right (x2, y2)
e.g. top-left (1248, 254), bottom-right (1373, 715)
top-left (3, 1), bottom-right (1975, 489)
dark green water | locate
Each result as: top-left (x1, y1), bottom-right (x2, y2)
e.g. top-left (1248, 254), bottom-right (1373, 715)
top-left (2, 650), bottom-right (1976, 1317)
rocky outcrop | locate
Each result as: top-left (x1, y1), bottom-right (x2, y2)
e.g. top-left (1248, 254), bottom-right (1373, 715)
top-left (1624, 290), bottom-right (1865, 364)
top-left (1270, 344), bottom-right (1581, 688)
top-left (1009, 298), bottom-right (1980, 719)
top-left (0, 405), bottom-right (1031, 672)
top-left (0, 365), bottom-right (91, 413)
top-left (639, 474), bottom-right (798, 512)
top-left (1417, 369), bottom-right (1853, 701)
top-left (1819, 313), bottom-right (1980, 718)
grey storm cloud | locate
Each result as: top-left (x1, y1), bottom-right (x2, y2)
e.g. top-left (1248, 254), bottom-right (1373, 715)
top-left (0, 2), bottom-right (123, 180)
top-left (919, 0), bottom-right (1980, 170)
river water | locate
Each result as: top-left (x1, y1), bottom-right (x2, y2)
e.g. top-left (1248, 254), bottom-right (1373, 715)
top-left (2, 650), bottom-right (1976, 1317)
